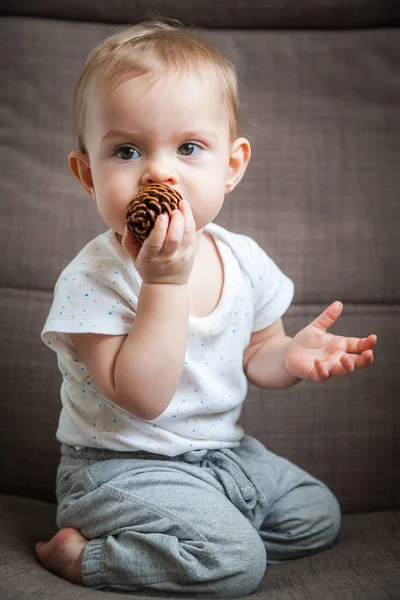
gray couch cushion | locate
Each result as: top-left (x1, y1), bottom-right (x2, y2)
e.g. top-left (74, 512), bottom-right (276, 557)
top-left (2, 0), bottom-right (400, 28)
top-left (0, 493), bottom-right (399, 599)
top-left (1, 292), bottom-right (399, 512)
top-left (1, 17), bottom-right (398, 304)
top-left (0, 16), bottom-right (399, 511)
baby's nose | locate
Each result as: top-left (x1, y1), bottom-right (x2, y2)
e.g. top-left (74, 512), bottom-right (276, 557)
top-left (141, 160), bottom-right (178, 186)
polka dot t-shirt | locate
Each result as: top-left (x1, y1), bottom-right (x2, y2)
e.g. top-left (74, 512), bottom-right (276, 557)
top-left (41, 221), bottom-right (294, 456)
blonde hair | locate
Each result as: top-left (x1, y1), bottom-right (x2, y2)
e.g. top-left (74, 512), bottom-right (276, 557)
top-left (72, 18), bottom-right (241, 154)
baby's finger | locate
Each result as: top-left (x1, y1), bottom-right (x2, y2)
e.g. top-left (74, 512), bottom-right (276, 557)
top-left (354, 349), bottom-right (374, 370)
top-left (319, 355), bottom-right (354, 379)
top-left (179, 200), bottom-right (197, 245)
top-left (121, 225), bottom-right (142, 261)
top-left (338, 354), bottom-right (355, 375)
top-left (143, 213), bottom-right (169, 258)
top-left (162, 209), bottom-right (184, 255)
top-left (311, 301), bottom-right (344, 333)
top-left (312, 358), bottom-right (330, 381)
top-left (344, 334), bottom-right (377, 354)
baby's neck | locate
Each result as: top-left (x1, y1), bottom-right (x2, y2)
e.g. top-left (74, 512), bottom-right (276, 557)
top-left (190, 228), bottom-right (216, 280)
top-left (194, 228), bottom-right (205, 256)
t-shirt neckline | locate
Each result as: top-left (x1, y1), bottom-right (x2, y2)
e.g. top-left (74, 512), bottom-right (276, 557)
top-left (107, 223), bottom-right (231, 324)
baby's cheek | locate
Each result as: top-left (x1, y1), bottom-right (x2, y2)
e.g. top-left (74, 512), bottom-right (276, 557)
top-left (194, 195), bottom-right (225, 229)
top-left (96, 194), bottom-right (127, 234)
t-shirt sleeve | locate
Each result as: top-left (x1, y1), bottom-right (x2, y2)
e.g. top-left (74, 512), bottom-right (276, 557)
top-left (241, 235), bottom-right (294, 332)
top-left (41, 258), bottom-right (138, 357)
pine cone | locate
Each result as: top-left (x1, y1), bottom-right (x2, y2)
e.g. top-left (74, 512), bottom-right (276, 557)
top-left (126, 184), bottom-right (183, 244)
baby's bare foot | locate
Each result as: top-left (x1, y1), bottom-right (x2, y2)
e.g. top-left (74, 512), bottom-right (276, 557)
top-left (35, 527), bottom-right (88, 585)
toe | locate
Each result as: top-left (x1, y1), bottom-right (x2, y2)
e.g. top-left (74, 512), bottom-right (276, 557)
top-left (35, 541), bottom-right (46, 558)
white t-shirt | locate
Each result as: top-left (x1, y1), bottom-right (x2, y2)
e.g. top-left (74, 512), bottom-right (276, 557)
top-left (41, 222), bottom-right (294, 456)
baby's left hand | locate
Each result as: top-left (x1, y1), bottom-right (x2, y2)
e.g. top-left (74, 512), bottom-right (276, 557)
top-left (284, 301), bottom-right (377, 382)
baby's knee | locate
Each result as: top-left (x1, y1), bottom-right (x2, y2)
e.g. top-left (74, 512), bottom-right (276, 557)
top-left (312, 484), bottom-right (342, 549)
top-left (210, 525), bottom-right (266, 598)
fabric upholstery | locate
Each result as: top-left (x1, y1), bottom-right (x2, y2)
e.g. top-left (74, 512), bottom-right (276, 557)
top-left (0, 16), bottom-right (399, 512)
top-left (0, 4), bottom-right (399, 598)
top-left (0, 494), bottom-right (399, 600)
top-left (2, 0), bottom-right (400, 28)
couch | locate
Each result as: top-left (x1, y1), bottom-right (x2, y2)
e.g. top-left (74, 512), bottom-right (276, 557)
top-left (1, 1), bottom-right (399, 598)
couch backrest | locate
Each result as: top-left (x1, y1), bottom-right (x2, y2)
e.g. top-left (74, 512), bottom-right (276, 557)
top-left (3, 0), bottom-right (400, 28)
top-left (0, 3), bottom-right (399, 512)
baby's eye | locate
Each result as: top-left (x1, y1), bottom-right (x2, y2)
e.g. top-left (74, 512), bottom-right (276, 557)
top-left (178, 142), bottom-right (203, 157)
top-left (115, 145), bottom-right (141, 161)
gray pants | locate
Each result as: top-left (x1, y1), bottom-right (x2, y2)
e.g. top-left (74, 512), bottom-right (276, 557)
top-left (56, 434), bottom-right (341, 598)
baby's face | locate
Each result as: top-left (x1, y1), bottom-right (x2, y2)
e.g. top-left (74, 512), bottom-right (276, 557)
top-left (84, 69), bottom-right (234, 236)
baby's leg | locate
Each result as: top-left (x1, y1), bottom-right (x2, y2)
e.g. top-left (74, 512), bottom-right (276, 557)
top-left (234, 435), bottom-right (342, 563)
top-left (37, 452), bottom-right (266, 598)
top-left (259, 472), bottom-right (341, 563)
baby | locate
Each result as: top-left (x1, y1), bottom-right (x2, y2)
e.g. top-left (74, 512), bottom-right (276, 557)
top-left (35, 19), bottom-right (377, 598)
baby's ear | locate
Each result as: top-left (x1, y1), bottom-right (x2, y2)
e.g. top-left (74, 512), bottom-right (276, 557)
top-left (225, 137), bottom-right (251, 194)
top-left (68, 151), bottom-right (95, 198)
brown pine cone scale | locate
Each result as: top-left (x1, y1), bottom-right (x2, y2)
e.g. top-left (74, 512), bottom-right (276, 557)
top-left (126, 184), bottom-right (183, 244)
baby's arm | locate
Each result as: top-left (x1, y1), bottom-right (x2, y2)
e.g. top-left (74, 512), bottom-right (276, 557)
top-left (71, 282), bottom-right (189, 420)
top-left (71, 199), bottom-right (196, 421)
top-left (114, 281), bottom-right (189, 419)
top-left (244, 319), bottom-right (300, 390)
top-left (244, 302), bottom-right (376, 388)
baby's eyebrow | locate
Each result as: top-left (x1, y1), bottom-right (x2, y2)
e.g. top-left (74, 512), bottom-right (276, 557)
top-left (101, 129), bottom-right (217, 144)
top-left (101, 129), bottom-right (138, 144)
top-left (179, 130), bottom-right (218, 141)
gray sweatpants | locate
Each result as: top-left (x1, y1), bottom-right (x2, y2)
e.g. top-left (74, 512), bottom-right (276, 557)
top-left (56, 434), bottom-right (341, 598)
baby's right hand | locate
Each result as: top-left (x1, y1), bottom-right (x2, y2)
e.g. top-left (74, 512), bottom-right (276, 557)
top-left (121, 199), bottom-right (197, 286)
